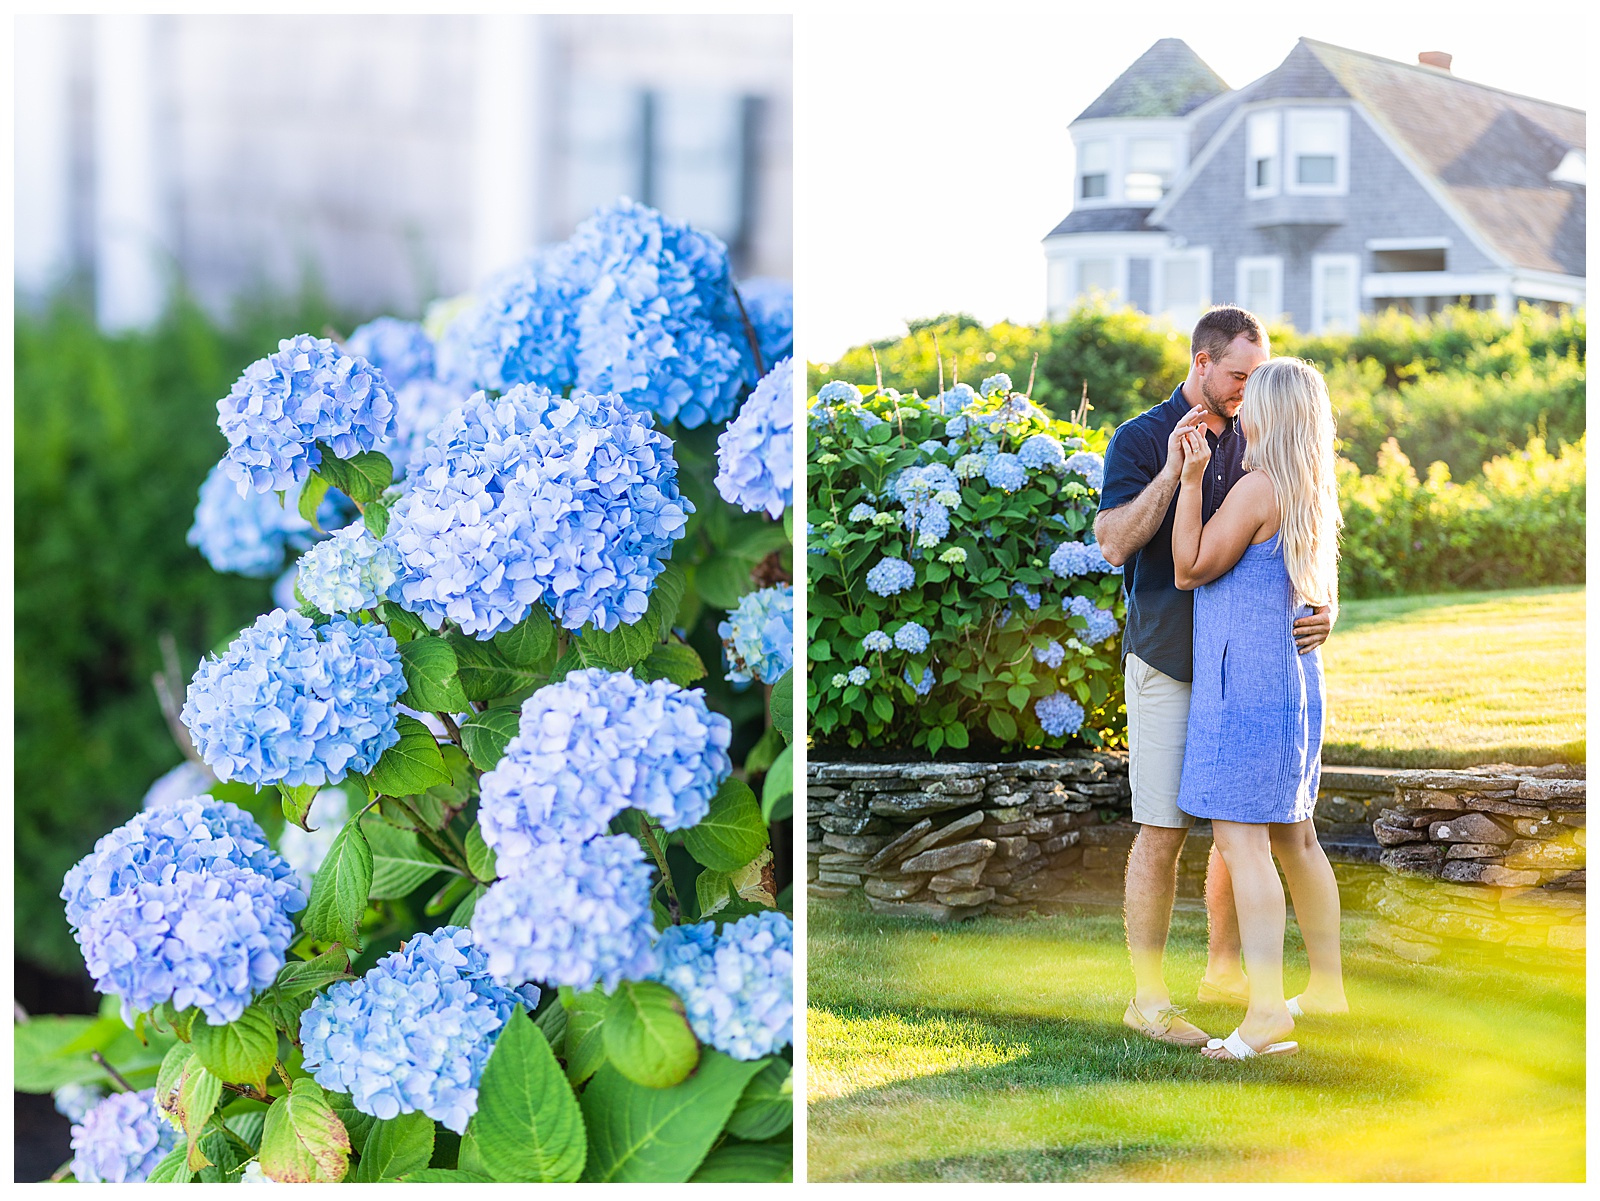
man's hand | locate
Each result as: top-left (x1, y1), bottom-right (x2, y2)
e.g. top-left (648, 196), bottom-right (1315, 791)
top-left (1293, 605), bottom-right (1334, 653)
top-left (1165, 407), bottom-right (1208, 481)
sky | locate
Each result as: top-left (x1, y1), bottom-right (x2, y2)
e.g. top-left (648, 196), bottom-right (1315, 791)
top-left (794, 1), bottom-right (1591, 361)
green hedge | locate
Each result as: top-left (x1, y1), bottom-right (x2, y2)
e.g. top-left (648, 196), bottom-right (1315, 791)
top-left (15, 296), bottom-right (360, 973)
top-left (813, 302), bottom-right (1586, 482)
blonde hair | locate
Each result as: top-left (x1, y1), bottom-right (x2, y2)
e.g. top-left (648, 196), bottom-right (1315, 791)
top-left (1239, 358), bottom-right (1342, 611)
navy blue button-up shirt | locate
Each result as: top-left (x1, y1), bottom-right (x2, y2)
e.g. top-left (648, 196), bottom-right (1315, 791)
top-left (1098, 384), bottom-right (1248, 683)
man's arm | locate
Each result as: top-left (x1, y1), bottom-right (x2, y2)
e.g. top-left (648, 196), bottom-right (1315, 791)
top-left (1094, 407), bottom-right (1209, 566)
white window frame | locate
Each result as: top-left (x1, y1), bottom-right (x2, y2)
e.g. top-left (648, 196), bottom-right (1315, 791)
top-left (1285, 108), bottom-right (1349, 197)
top-left (1076, 255), bottom-right (1123, 299)
top-left (1235, 255), bottom-right (1283, 322)
top-left (1078, 139), bottom-right (1111, 204)
top-left (1124, 136), bottom-right (1178, 203)
top-left (1312, 253), bottom-right (1362, 333)
top-left (1245, 110), bottom-right (1280, 198)
top-left (1154, 247), bottom-right (1212, 330)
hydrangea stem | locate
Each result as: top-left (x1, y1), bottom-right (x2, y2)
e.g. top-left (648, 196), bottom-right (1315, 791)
top-left (731, 284), bottom-right (766, 377)
top-left (638, 817), bottom-right (681, 924)
top-left (90, 1051), bottom-right (133, 1094)
top-left (388, 795), bottom-right (472, 875)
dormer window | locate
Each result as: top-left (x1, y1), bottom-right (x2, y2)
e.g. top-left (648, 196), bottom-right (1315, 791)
top-left (1125, 137), bottom-right (1177, 202)
top-left (1078, 140), bottom-right (1110, 200)
top-left (1286, 109), bottom-right (1348, 194)
top-left (1246, 111), bottom-right (1279, 196)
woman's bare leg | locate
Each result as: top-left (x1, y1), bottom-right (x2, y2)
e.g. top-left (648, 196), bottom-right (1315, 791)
top-left (1204, 819), bottom-right (1294, 1056)
top-left (1270, 818), bottom-right (1349, 1013)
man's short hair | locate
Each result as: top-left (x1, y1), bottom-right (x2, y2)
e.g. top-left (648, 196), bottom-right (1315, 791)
top-left (1191, 306), bottom-right (1266, 364)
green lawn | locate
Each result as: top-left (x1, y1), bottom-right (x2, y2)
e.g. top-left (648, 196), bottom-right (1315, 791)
top-left (806, 897), bottom-right (1584, 1182)
top-left (1322, 585), bottom-right (1584, 768)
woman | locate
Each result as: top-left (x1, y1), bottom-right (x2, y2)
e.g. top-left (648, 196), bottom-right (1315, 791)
top-left (1171, 357), bottom-right (1349, 1061)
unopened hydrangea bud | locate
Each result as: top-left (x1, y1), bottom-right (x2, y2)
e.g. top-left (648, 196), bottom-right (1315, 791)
top-left (295, 524), bottom-right (400, 615)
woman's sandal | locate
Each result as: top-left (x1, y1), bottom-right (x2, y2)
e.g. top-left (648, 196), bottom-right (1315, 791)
top-left (1203, 1029), bottom-right (1299, 1060)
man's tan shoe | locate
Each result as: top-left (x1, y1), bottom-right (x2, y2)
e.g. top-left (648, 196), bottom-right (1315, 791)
top-left (1123, 999), bottom-right (1211, 1046)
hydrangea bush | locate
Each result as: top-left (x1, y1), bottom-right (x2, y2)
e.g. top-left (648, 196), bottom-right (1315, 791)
top-left (809, 377), bottom-right (1125, 755)
top-left (19, 197), bottom-right (794, 1185)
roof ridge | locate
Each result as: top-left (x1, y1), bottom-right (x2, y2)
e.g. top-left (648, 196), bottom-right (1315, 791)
top-left (1299, 37), bottom-right (1585, 116)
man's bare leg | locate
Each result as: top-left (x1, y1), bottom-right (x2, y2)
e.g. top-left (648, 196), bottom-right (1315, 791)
top-left (1201, 841), bottom-right (1248, 996)
top-left (1125, 823), bottom-right (1188, 1011)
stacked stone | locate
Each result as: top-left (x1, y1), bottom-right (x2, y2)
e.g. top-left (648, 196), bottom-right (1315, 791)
top-left (806, 756), bottom-right (1130, 921)
top-left (1368, 764), bottom-right (1585, 962)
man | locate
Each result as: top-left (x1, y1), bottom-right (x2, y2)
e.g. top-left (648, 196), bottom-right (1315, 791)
top-left (1094, 306), bottom-right (1332, 1046)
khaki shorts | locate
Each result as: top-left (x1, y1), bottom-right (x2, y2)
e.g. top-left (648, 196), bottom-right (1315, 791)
top-left (1125, 652), bottom-right (1193, 829)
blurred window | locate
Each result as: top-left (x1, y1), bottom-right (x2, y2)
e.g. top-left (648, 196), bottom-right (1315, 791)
top-left (566, 79), bottom-right (648, 222)
top-left (1236, 255), bottom-right (1281, 320)
top-left (1160, 251), bottom-right (1207, 332)
top-left (1313, 253), bottom-right (1360, 332)
top-left (1372, 248), bottom-right (1446, 272)
top-left (1079, 140), bottom-right (1109, 200)
top-left (1125, 137), bottom-right (1176, 202)
top-left (1287, 109), bottom-right (1347, 194)
top-left (1078, 257), bottom-right (1117, 295)
top-left (1246, 111), bottom-right (1279, 196)
top-left (653, 89), bottom-right (748, 250)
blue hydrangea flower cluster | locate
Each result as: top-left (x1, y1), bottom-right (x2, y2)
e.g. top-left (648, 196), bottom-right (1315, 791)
top-left (384, 378), bottom-right (469, 480)
top-left (865, 557), bottom-right (916, 596)
top-left (904, 665), bottom-right (936, 695)
top-left (861, 630), bottom-right (892, 653)
top-left (985, 452), bottom-right (1027, 492)
top-left (1036, 691), bottom-right (1086, 737)
top-left (893, 622), bottom-right (930, 653)
top-left (70, 1089), bottom-right (178, 1183)
top-left (141, 760), bottom-right (215, 811)
top-left (1013, 584), bottom-right (1042, 611)
top-left (216, 334), bottom-right (398, 495)
top-left (1069, 594), bottom-right (1120, 644)
top-left (918, 439), bottom-right (945, 456)
top-left (736, 277), bottom-right (794, 365)
top-left (1050, 538), bottom-right (1121, 578)
top-left (719, 585), bottom-right (794, 685)
top-left (188, 464), bottom-right (331, 578)
top-left (649, 911), bottom-right (792, 1060)
top-left (300, 926), bottom-right (539, 1134)
top-left (387, 384), bottom-right (691, 635)
top-left (61, 797), bottom-right (305, 1025)
top-left (1064, 450), bottom-right (1105, 490)
top-left (892, 463), bottom-right (960, 506)
top-left (847, 666), bottom-right (871, 686)
top-left (53, 1082), bottom-right (107, 1124)
top-left (181, 610), bottom-right (404, 788)
top-left (715, 357), bottom-right (793, 518)
top-left (929, 383), bottom-right (976, 416)
top-left (472, 834), bottom-right (657, 993)
top-left (816, 381), bottom-right (862, 406)
top-left (980, 373), bottom-right (1013, 398)
top-left (454, 245), bottom-right (585, 394)
top-left (1018, 434), bottom-right (1066, 470)
top-left (568, 200), bottom-right (752, 427)
top-left (848, 503), bottom-right (877, 521)
top-left (343, 318), bottom-right (435, 391)
top-left (478, 668), bottom-right (732, 872)
top-left (295, 524), bottom-right (400, 615)
top-left (1034, 640), bottom-right (1066, 670)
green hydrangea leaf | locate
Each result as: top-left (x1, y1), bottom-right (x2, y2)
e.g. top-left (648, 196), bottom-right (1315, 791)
top-left (398, 637), bottom-right (470, 714)
top-left (463, 1009), bottom-right (586, 1183)
top-left (259, 1077), bottom-right (352, 1183)
top-left (491, 607), bottom-right (556, 670)
top-left (725, 1058), bottom-right (793, 1139)
top-left (354, 1110), bottom-right (434, 1182)
top-left (762, 743), bottom-right (794, 824)
top-left (303, 817), bottom-right (373, 946)
top-left (297, 472), bottom-right (331, 530)
top-left (768, 669), bottom-right (793, 741)
top-left (461, 707), bottom-right (522, 772)
top-left (560, 987), bottom-right (609, 1087)
top-left (366, 715), bottom-right (451, 797)
top-left (189, 1004), bottom-right (277, 1092)
top-left (361, 817), bottom-right (444, 900)
top-left (635, 638), bottom-right (706, 687)
top-left (465, 822), bottom-right (497, 883)
top-left (314, 447), bottom-right (392, 505)
top-left (690, 1140), bottom-right (793, 1182)
top-left (601, 981), bottom-right (698, 1090)
top-left (684, 777), bottom-right (768, 872)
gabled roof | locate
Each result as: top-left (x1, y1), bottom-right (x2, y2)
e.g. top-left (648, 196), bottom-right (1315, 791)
top-left (1074, 38), bottom-right (1229, 123)
top-left (1043, 208), bottom-right (1161, 238)
top-left (1300, 39), bottom-right (1584, 276)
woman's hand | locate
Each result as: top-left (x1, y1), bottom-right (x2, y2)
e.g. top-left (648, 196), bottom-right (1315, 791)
top-left (1179, 424), bottom-right (1211, 486)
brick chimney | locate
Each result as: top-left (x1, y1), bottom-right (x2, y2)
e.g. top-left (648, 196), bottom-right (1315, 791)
top-left (1418, 51), bottom-right (1453, 71)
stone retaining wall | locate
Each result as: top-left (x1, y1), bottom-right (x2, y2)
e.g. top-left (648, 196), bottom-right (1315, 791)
top-left (806, 757), bottom-right (1395, 918)
top-left (806, 756), bottom-right (1130, 920)
top-left (1367, 764), bottom-right (1586, 962)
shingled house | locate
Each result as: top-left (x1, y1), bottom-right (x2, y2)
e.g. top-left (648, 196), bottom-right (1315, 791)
top-left (1043, 38), bottom-right (1585, 333)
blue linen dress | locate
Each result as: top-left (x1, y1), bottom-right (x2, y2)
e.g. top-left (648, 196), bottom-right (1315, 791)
top-left (1175, 530), bottom-right (1323, 824)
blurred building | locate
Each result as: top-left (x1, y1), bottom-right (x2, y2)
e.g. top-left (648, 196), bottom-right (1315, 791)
top-left (1043, 38), bottom-right (1585, 332)
top-left (14, 14), bottom-right (792, 329)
